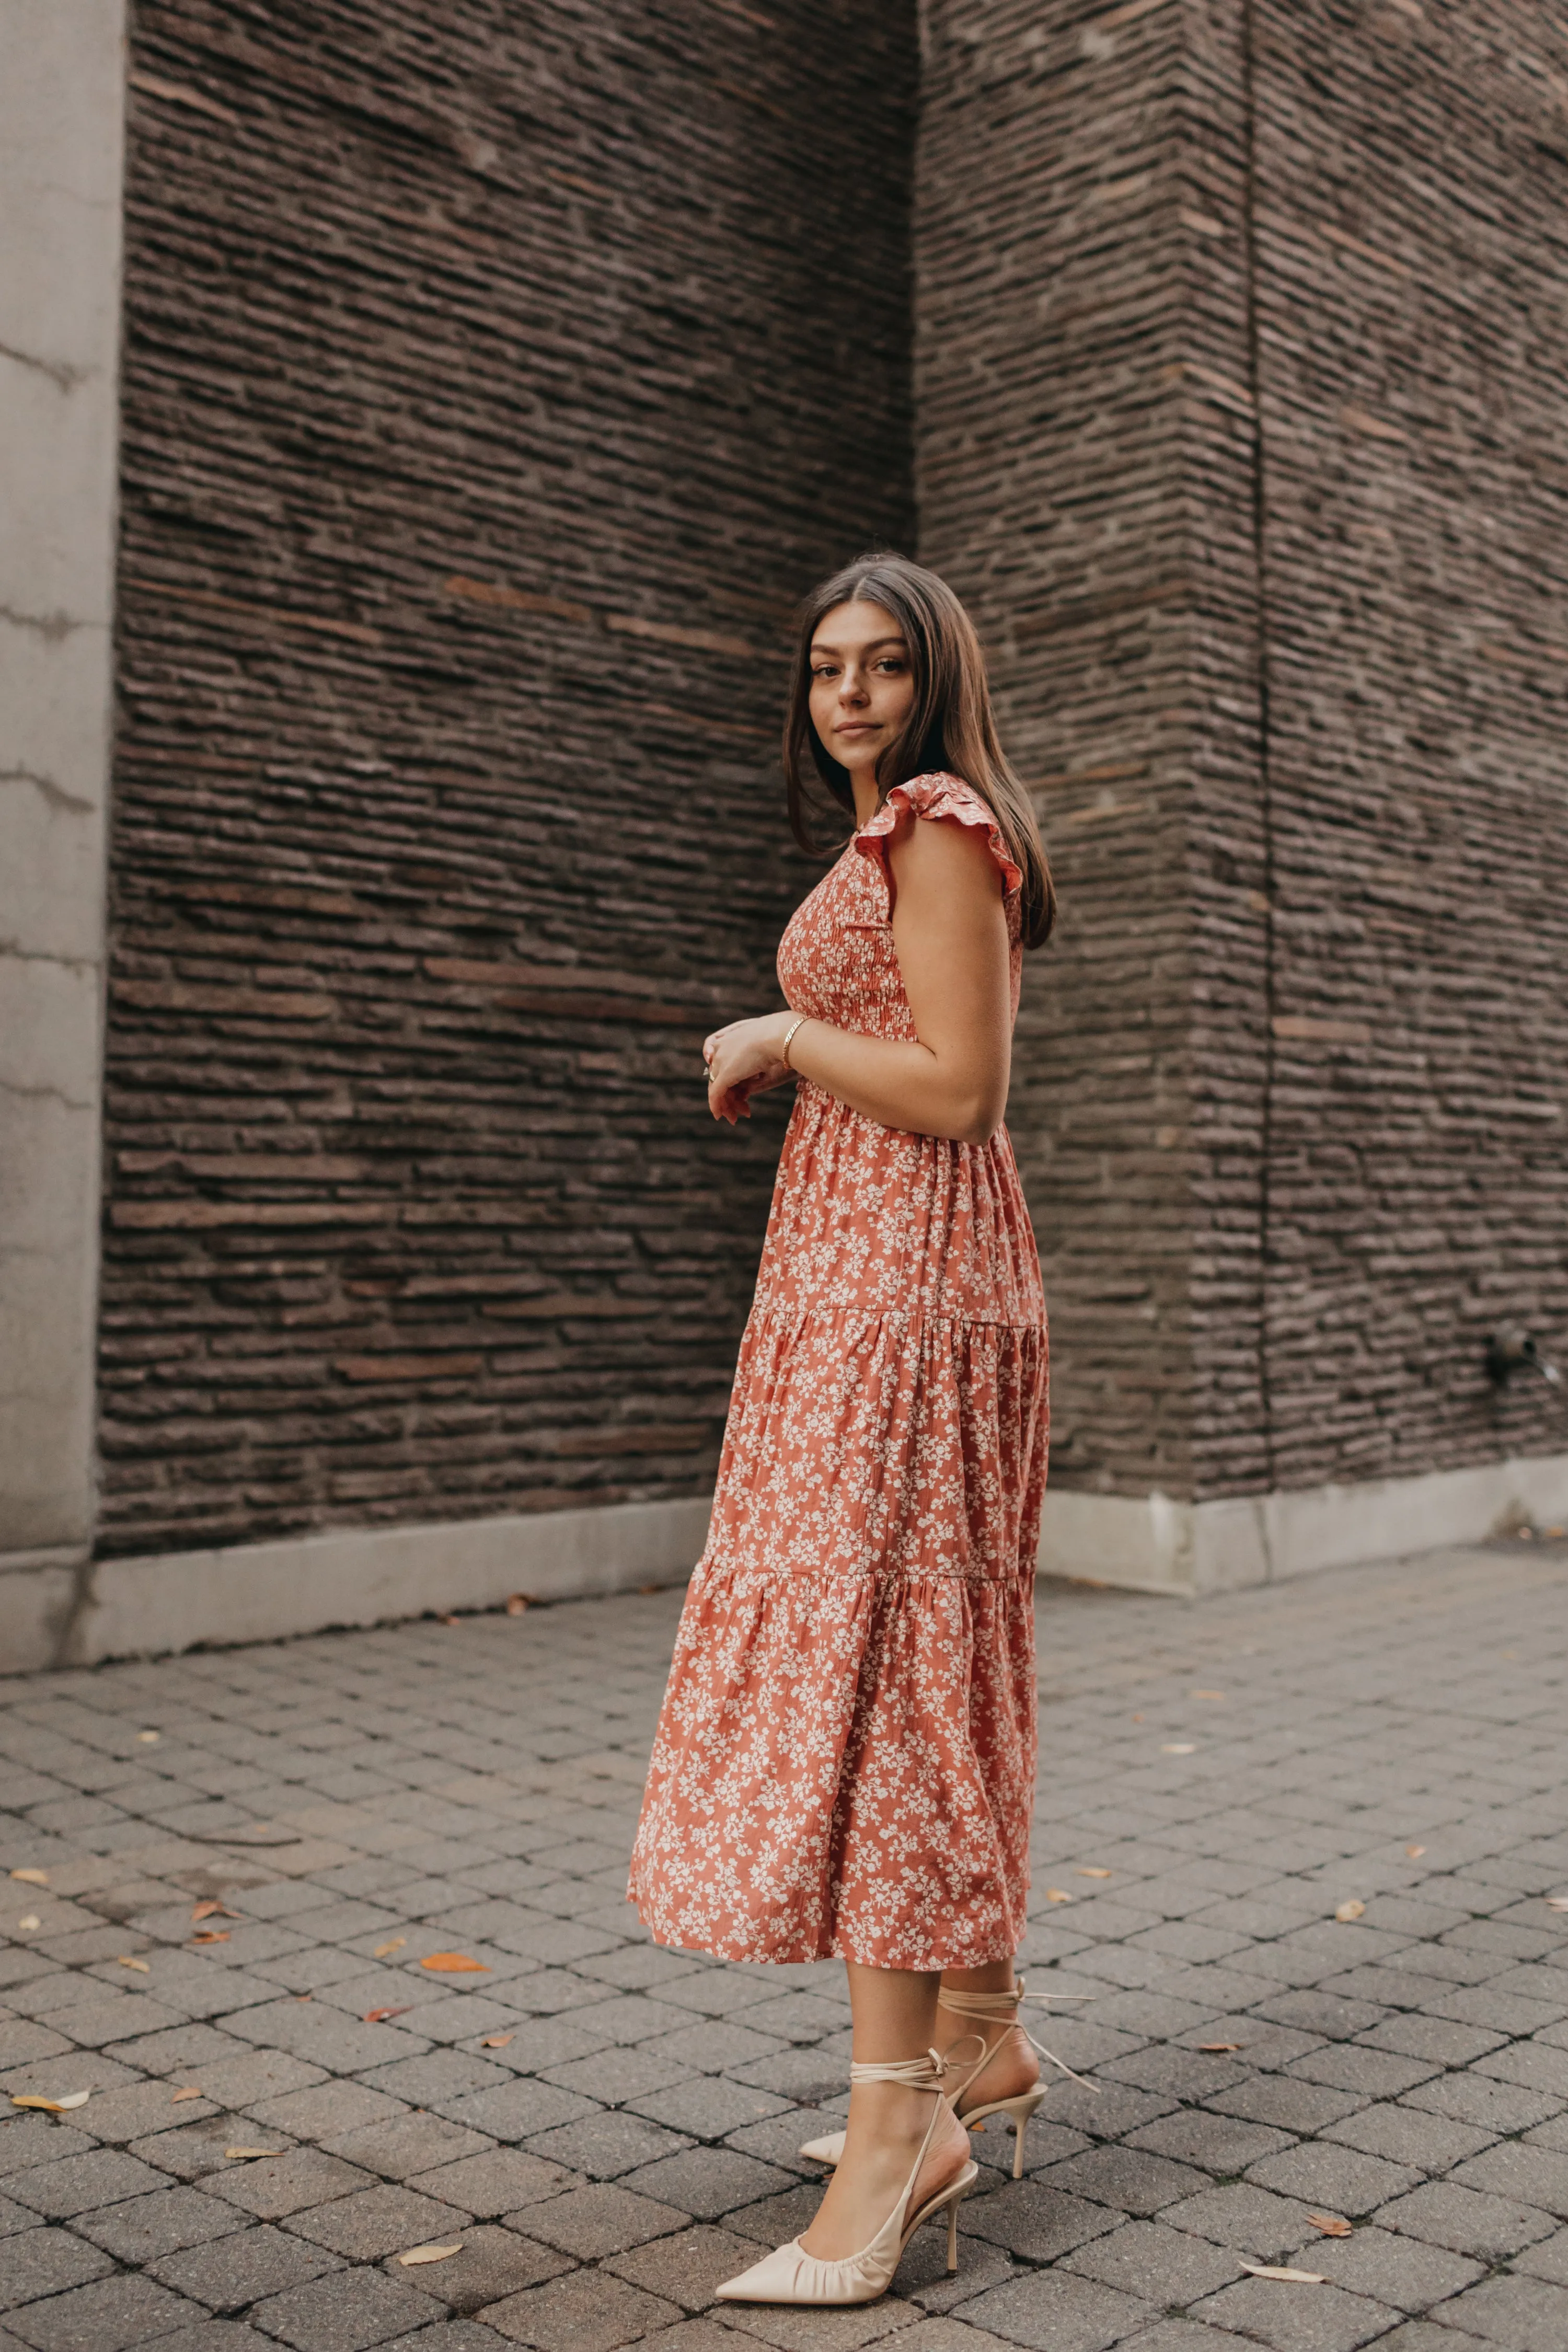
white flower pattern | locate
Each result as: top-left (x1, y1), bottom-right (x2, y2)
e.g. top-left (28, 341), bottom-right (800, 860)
top-left (628, 775), bottom-right (1048, 1968)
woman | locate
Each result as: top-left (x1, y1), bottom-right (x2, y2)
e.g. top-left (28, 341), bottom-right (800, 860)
top-left (628, 553), bottom-right (1070, 2306)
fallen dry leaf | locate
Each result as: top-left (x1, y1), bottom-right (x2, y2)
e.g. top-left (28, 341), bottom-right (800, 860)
top-left (374, 1936), bottom-right (407, 1959)
top-left (398, 2243), bottom-right (463, 2266)
top-left (1192, 1690), bottom-right (1225, 1700)
top-left (505, 1593), bottom-right (533, 1615)
top-left (191, 1930), bottom-right (231, 1945)
top-left (170, 2086), bottom-right (204, 2103)
top-left (191, 1900), bottom-right (239, 1923)
top-left (16, 1915), bottom-right (41, 1933)
top-left (1197, 2042), bottom-right (1241, 2053)
top-left (637, 1582), bottom-right (662, 1595)
top-left (9, 1869), bottom-right (49, 1886)
top-left (1239, 2258), bottom-right (1327, 2284)
top-left (1406, 1846), bottom-right (1426, 1860)
top-left (420, 1952), bottom-right (490, 1972)
top-left (1131, 1713), bottom-right (1144, 1723)
top-left (481, 2032), bottom-right (515, 2049)
top-left (364, 2006), bottom-right (413, 2023)
top-left (117, 1955), bottom-right (151, 1973)
top-left (1547, 1896), bottom-right (1568, 1913)
top-left (1076, 1867), bottom-right (1113, 1879)
top-left (1308, 2212), bottom-right (1353, 2237)
top-left (440, 1615), bottom-right (460, 1626)
top-left (1334, 1899), bottom-right (1366, 1923)
top-left (224, 2146), bottom-right (281, 2160)
top-left (1043, 1888), bottom-right (1074, 1905)
top-left (10, 2090), bottom-right (91, 2113)
top-left (1161, 1743), bottom-right (1196, 1755)
top-left (136, 1730), bottom-right (160, 1744)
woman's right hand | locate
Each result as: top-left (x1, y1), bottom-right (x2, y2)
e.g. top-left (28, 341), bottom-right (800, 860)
top-left (703, 1013), bottom-right (795, 1124)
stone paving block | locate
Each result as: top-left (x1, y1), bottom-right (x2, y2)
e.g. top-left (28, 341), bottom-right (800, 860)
top-left (201, 2149), bottom-right (376, 2222)
top-left (1161, 2182), bottom-right (1320, 2259)
top-left (1189, 2274), bottom-right (1398, 2351)
top-left (1422, 2272), bottom-right (1568, 2348)
top-left (405, 2150), bottom-right (569, 2220)
top-left (1374, 2180), bottom-right (1557, 2260)
top-left (0, 2188), bottom-right (41, 2236)
top-left (286, 2181), bottom-right (472, 2259)
top-left (73, 2182), bottom-right (251, 2263)
top-left (604, 2221), bottom-right (762, 2310)
top-left (55, 2079), bottom-right (221, 2146)
top-left (356, 2053), bottom-right (512, 2109)
top-left (960, 2178), bottom-right (1117, 2263)
top-left (1058, 2216), bottom-right (1241, 2305)
top-left (1303, 2225), bottom-right (1481, 2311)
top-left (0, 2226), bottom-right (114, 2311)
top-left (954, 2265), bottom-right (1156, 2351)
top-left (247, 2267), bottom-right (444, 2351)
top-left (4, 2272), bottom-right (206, 2350)
top-left (151, 2221), bottom-right (342, 2309)
top-left (4, 2147), bottom-right (168, 2220)
top-left (434, 2081), bottom-right (597, 2144)
top-left (1401, 2073), bottom-right (1560, 2134)
top-left (1208, 2078), bottom-right (1364, 2135)
top-left (1032, 2145), bottom-right (1208, 2216)
top-left (1124, 2109), bottom-right (1292, 2173)
top-left (1357, 2019), bottom-right (1506, 2068)
top-left (0, 2025), bottom-right (74, 2071)
top-left (1474, 2039), bottom-right (1568, 2097)
top-left (523, 2112), bottom-right (689, 2182)
top-left (1287, 2046), bottom-right (1435, 2097)
top-left (895, 2222), bottom-right (1016, 2314)
top-left (380, 2224), bottom-right (573, 2313)
top-left (1514, 2220), bottom-right (1568, 2282)
top-left (164, 2049), bottom-right (326, 2110)
top-left (126, 2122), bottom-right (257, 2183)
top-left (634, 2083), bottom-right (794, 2152)
top-left (1320, 2105), bottom-right (1493, 2173)
top-left (324, 2116), bottom-right (497, 2183)
top-left (723, 2182), bottom-right (847, 2252)
top-left (1448, 2140), bottom-right (1568, 2217)
top-left (521, 2183), bottom-right (693, 2259)
top-left (479, 2265), bottom-right (680, 2349)
top-left (619, 2147), bottom-right (797, 2221)
top-left (220, 1999), bottom-right (426, 2077)
top-left (249, 2084), bottom-right (409, 2146)
top-left (538, 2047), bottom-right (694, 2108)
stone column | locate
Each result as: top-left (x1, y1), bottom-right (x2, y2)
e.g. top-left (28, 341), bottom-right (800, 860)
top-left (0, 0), bottom-right (124, 1663)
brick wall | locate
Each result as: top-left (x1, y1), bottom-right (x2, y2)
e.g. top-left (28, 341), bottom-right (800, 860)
top-left (102, 0), bottom-right (1568, 1558)
top-left (915, 0), bottom-right (1199, 1504)
top-left (101, 0), bottom-right (916, 1555)
top-left (918, 0), bottom-right (1568, 1508)
top-left (1185, 0), bottom-right (1568, 1497)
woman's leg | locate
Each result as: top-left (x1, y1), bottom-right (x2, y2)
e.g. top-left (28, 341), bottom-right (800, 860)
top-left (799, 1960), bottom-right (970, 2260)
top-left (937, 1956), bottom-right (1039, 2111)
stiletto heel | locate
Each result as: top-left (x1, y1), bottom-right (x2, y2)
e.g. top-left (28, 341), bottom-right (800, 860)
top-left (718, 2048), bottom-right (978, 2307)
top-left (799, 1978), bottom-right (1097, 2169)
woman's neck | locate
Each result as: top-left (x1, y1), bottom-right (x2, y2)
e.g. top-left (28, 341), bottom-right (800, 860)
top-left (850, 774), bottom-right (882, 829)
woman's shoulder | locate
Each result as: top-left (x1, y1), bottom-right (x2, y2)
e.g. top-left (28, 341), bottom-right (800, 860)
top-left (856, 773), bottom-right (1022, 896)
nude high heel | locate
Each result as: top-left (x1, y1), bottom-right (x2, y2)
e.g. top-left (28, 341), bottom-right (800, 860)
top-left (716, 2049), bottom-right (978, 2307)
top-left (799, 1979), bottom-right (1097, 2180)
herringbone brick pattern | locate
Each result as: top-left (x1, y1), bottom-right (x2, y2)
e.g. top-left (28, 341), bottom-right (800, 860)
top-left (4, 1540), bottom-right (1566, 2348)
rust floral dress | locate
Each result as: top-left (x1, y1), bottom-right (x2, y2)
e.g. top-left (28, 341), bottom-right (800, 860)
top-left (628, 774), bottom-right (1047, 1969)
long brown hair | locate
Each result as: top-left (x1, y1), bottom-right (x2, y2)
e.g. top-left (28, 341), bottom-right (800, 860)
top-left (783, 552), bottom-right (1055, 948)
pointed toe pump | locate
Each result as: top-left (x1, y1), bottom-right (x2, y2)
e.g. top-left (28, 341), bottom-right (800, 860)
top-left (717, 2049), bottom-right (978, 2307)
top-left (799, 1979), bottom-right (1098, 2180)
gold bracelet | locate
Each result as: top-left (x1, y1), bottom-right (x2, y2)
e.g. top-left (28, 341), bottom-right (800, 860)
top-left (780, 1015), bottom-right (808, 1070)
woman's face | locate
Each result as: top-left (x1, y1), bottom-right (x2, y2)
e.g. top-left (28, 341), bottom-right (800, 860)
top-left (808, 599), bottom-right (916, 784)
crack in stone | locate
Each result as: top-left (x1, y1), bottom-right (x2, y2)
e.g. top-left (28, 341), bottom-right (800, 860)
top-left (0, 339), bottom-right (89, 393)
top-left (0, 766), bottom-right (96, 816)
top-left (0, 605), bottom-right (87, 643)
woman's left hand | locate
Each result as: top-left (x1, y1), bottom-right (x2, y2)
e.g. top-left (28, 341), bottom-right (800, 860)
top-left (703, 1013), bottom-right (794, 1124)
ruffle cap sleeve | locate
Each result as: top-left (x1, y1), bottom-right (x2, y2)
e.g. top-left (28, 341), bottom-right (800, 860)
top-left (854, 772), bottom-right (1023, 902)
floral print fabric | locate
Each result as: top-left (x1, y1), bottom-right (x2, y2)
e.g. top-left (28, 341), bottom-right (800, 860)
top-left (628, 774), bottom-right (1048, 1968)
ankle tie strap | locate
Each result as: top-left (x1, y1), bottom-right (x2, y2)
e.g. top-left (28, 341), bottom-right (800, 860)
top-left (940, 1978), bottom-right (1100, 2094)
top-left (848, 2035), bottom-right (985, 2092)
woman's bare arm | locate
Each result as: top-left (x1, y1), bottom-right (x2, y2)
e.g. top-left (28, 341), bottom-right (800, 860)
top-left (704, 813), bottom-right (1011, 1144)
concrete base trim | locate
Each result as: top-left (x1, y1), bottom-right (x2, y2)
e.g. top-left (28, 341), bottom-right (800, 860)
top-left (1041, 1449), bottom-right (1568, 1597)
top-left (5, 1446), bottom-right (1566, 1671)
top-left (1, 1494), bottom-right (714, 1673)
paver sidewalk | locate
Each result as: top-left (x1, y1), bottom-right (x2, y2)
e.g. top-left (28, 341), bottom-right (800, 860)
top-left (3, 1539), bottom-right (1567, 2352)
